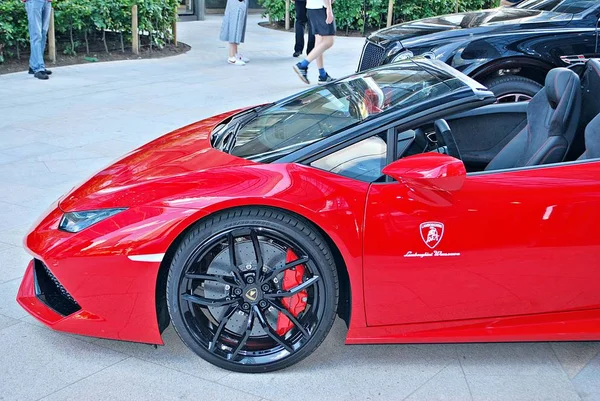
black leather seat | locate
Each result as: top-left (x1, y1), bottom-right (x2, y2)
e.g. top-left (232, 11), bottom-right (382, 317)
top-left (485, 68), bottom-right (581, 171)
top-left (570, 59), bottom-right (600, 159)
top-left (578, 113), bottom-right (600, 160)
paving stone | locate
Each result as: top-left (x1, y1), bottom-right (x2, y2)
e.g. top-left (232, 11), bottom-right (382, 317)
top-left (456, 342), bottom-right (564, 377)
top-left (571, 352), bottom-right (600, 401)
top-left (0, 142), bottom-right (66, 160)
top-left (0, 244), bottom-right (32, 283)
top-left (0, 278), bottom-right (30, 319)
top-left (0, 225), bottom-right (32, 248)
top-left (39, 357), bottom-right (262, 401)
top-left (0, 312), bottom-right (19, 332)
top-left (0, 322), bottom-right (127, 401)
top-left (467, 374), bottom-right (581, 401)
top-left (219, 319), bottom-right (455, 401)
top-left (552, 342), bottom-right (600, 379)
top-left (405, 362), bottom-right (473, 401)
top-left (0, 201), bottom-right (39, 234)
top-left (93, 326), bottom-right (231, 382)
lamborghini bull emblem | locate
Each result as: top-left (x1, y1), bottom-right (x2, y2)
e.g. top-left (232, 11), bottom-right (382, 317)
top-left (420, 222), bottom-right (444, 249)
top-left (245, 288), bottom-right (258, 302)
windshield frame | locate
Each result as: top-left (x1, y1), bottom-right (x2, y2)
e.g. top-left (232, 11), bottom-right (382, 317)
top-left (219, 59), bottom-right (487, 163)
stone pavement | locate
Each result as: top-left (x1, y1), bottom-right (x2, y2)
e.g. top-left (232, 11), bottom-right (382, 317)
top-left (1, 15), bottom-right (599, 401)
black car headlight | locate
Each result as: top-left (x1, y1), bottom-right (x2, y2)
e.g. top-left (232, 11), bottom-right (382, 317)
top-left (59, 208), bottom-right (126, 233)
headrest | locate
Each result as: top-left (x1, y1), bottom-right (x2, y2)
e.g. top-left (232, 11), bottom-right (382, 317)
top-left (588, 58), bottom-right (600, 78)
top-left (545, 68), bottom-right (579, 109)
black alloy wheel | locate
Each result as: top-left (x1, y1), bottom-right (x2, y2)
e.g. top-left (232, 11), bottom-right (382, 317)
top-left (167, 207), bottom-right (339, 373)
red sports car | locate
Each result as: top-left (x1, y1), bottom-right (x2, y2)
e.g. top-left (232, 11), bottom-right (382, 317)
top-left (17, 58), bottom-right (600, 373)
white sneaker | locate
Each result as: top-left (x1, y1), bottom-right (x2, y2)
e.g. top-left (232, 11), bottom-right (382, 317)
top-left (236, 53), bottom-right (250, 63)
top-left (228, 57), bottom-right (245, 66)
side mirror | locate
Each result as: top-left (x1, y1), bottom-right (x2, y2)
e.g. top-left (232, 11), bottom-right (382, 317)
top-left (382, 153), bottom-right (466, 192)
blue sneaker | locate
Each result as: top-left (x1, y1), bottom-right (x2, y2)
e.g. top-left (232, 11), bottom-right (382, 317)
top-left (318, 73), bottom-right (334, 85)
top-left (293, 64), bottom-right (310, 84)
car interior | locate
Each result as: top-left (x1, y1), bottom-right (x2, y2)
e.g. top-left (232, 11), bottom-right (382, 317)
top-left (310, 59), bottom-right (600, 181)
top-left (444, 61), bottom-right (600, 173)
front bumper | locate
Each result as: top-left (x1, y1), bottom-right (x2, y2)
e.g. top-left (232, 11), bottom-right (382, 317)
top-left (16, 204), bottom-right (204, 344)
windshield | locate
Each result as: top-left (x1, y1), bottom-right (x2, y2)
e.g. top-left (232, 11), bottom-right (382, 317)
top-left (516, 0), bottom-right (596, 13)
top-left (225, 61), bottom-right (467, 162)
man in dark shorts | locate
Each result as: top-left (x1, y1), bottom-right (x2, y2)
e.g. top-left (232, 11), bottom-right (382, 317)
top-left (293, 0), bottom-right (335, 85)
top-left (292, 0), bottom-right (315, 57)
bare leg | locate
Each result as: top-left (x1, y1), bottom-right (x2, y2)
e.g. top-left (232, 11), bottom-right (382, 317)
top-left (316, 53), bottom-right (324, 69)
top-left (229, 43), bottom-right (238, 58)
top-left (306, 35), bottom-right (334, 65)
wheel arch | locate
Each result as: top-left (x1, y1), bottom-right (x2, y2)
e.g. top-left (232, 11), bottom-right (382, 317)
top-left (155, 205), bottom-right (353, 335)
top-left (470, 56), bottom-right (557, 86)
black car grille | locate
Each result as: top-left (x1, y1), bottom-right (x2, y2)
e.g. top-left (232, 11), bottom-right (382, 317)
top-left (358, 41), bottom-right (386, 72)
top-left (33, 259), bottom-right (81, 316)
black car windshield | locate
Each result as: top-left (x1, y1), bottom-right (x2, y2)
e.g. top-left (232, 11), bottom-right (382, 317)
top-left (517, 0), bottom-right (596, 13)
top-left (226, 61), bottom-right (467, 162)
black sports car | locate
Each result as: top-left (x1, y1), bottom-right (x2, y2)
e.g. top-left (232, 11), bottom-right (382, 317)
top-left (358, 0), bottom-right (600, 102)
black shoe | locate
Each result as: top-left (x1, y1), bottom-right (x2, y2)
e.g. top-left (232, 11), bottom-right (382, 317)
top-left (318, 73), bottom-right (335, 85)
top-left (34, 71), bottom-right (49, 80)
top-left (293, 51), bottom-right (302, 57)
top-left (29, 68), bottom-right (52, 75)
top-left (293, 64), bottom-right (310, 84)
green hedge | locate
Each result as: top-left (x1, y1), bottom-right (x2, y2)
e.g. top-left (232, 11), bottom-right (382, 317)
top-left (0, 0), bottom-right (178, 62)
top-left (259, 0), bottom-right (501, 33)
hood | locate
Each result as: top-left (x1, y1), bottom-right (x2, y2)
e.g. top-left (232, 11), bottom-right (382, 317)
top-left (59, 109), bottom-right (254, 211)
top-left (369, 8), bottom-right (573, 45)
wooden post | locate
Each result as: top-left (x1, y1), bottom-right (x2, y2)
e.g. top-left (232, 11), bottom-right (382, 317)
top-left (386, 0), bottom-right (394, 27)
top-left (455, 0), bottom-right (460, 13)
top-left (132, 4), bottom-right (139, 55)
top-left (48, 8), bottom-right (56, 63)
top-left (173, 8), bottom-right (178, 47)
top-left (285, 0), bottom-right (290, 31)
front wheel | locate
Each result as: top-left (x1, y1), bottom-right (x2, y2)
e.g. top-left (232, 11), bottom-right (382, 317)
top-left (483, 75), bottom-right (543, 103)
top-left (166, 207), bottom-right (339, 373)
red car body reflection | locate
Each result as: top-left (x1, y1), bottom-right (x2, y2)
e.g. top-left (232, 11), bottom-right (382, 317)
top-left (17, 109), bottom-right (600, 346)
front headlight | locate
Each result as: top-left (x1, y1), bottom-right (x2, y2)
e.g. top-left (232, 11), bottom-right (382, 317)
top-left (391, 50), bottom-right (414, 62)
top-left (59, 208), bottom-right (127, 233)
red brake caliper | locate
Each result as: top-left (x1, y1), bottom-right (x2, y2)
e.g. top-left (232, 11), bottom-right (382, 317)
top-left (275, 249), bottom-right (308, 335)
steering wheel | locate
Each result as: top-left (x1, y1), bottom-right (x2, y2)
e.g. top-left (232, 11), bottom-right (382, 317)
top-left (434, 119), bottom-right (462, 160)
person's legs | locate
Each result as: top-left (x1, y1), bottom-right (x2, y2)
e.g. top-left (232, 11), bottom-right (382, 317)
top-left (306, 18), bottom-right (315, 55)
top-left (228, 42), bottom-right (245, 65)
top-left (305, 35), bottom-right (333, 64)
top-left (294, 1), bottom-right (307, 55)
top-left (26, 0), bottom-right (44, 73)
top-left (294, 8), bottom-right (335, 84)
top-left (40, 0), bottom-right (51, 58)
top-left (228, 42), bottom-right (238, 58)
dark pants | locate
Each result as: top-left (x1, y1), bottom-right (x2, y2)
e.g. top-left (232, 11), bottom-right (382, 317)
top-left (294, 0), bottom-right (315, 54)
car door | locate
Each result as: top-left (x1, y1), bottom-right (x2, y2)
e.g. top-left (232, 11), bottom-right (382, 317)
top-left (553, 3), bottom-right (600, 66)
top-left (362, 158), bottom-right (600, 327)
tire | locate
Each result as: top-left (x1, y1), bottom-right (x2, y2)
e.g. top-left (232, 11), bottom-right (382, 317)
top-left (166, 207), bottom-right (339, 373)
top-left (483, 75), bottom-right (543, 103)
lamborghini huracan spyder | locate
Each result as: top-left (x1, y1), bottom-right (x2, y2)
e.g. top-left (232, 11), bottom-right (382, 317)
top-left (18, 58), bottom-right (600, 372)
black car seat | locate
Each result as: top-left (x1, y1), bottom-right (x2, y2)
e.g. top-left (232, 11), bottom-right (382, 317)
top-left (578, 113), bottom-right (600, 160)
top-left (570, 59), bottom-right (600, 159)
top-left (485, 68), bottom-right (581, 171)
